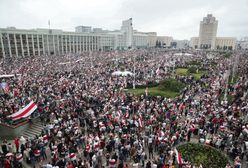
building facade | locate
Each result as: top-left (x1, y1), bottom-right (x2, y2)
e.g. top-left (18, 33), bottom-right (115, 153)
top-left (190, 14), bottom-right (236, 50)
top-left (198, 14), bottom-right (218, 49)
top-left (215, 37), bottom-right (236, 50)
top-left (75, 26), bottom-right (92, 33)
top-left (156, 36), bottom-right (173, 47)
top-left (0, 28), bottom-right (101, 58)
top-left (0, 19), bottom-right (172, 58)
top-left (121, 18), bottom-right (133, 48)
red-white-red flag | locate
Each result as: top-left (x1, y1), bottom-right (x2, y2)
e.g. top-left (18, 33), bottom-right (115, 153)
top-left (8, 101), bottom-right (37, 120)
top-left (124, 111), bottom-right (129, 119)
top-left (138, 116), bottom-right (143, 127)
top-left (69, 153), bottom-right (77, 161)
top-left (175, 148), bottom-right (183, 165)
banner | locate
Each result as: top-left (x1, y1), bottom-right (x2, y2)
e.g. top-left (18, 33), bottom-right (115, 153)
top-left (8, 101), bottom-right (37, 120)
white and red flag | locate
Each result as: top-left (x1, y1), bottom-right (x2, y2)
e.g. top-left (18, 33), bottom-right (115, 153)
top-left (138, 115), bottom-right (143, 127)
top-left (175, 148), bottom-right (183, 165)
top-left (124, 110), bottom-right (129, 119)
top-left (69, 153), bottom-right (77, 161)
top-left (16, 153), bottom-right (23, 162)
top-left (8, 101), bottom-right (37, 120)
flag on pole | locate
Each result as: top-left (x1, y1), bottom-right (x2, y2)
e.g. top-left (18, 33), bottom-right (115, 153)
top-left (175, 148), bottom-right (183, 165)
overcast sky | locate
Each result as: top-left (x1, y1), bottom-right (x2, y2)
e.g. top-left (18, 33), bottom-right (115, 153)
top-left (0, 0), bottom-right (247, 40)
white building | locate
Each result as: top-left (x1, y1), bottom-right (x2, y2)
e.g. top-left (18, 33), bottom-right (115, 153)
top-left (0, 19), bottom-right (172, 58)
top-left (190, 14), bottom-right (236, 50)
top-left (0, 28), bottom-right (102, 58)
top-left (236, 37), bottom-right (248, 50)
top-left (156, 36), bottom-right (173, 47)
top-left (121, 18), bottom-right (133, 48)
top-left (215, 37), bottom-right (236, 50)
top-left (172, 40), bottom-right (189, 49)
top-left (75, 26), bottom-right (92, 33)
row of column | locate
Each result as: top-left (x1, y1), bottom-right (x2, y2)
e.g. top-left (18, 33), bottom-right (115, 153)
top-left (0, 33), bottom-right (101, 58)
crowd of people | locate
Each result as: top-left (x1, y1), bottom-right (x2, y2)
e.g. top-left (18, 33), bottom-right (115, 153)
top-left (0, 49), bottom-right (247, 168)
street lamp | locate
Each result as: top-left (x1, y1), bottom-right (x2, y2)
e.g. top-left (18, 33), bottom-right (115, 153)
top-left (133, 54), bottom-right (136, 89)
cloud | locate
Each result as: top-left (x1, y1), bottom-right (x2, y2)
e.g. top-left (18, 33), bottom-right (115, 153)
top-left (0, 0), bottom-right (247, 39)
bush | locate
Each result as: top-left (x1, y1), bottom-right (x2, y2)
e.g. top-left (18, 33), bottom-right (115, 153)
top-left (158, 79), bottom-right (185, 92)
top-left (187, 61), bottom-right (201, 66)
top-left (177, 143), bottom-right (229, 168)
top-left (187, 66), bottom-right (197, 74)
top-left (223, 52), bottom-right (232, 58)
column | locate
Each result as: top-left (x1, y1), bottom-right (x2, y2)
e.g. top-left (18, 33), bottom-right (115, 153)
top-left (47, 35), bottom-right (50, 55)
top-left (20, 34), bottom-right (24, 57)
top-left (65, 36), bottom-right (68, 54)
top-left (42, 34), bottom-right (45, 55)
top-left (37, 35), bottom-right (40, 56)
top-left (73, 36), bottom-right (75, 53)
top-left (61, 35), bottom-right (64, 55)
top-left (79, 36), bottom-right (82, 53)
top-left (32, 34), bottom-right (35, 56)
top-left (7, 33), bottom-right (12, 57)
top-left (69, 35), bottom-right (72, 53)
top-left (26, 34), bottom-right (30, 56)
top-left (0, 33), bottom-right (6, 58)
top-left (76, 36), bottom-right (79, 53)
top-left (95, 36), bottom-right (98, 51)
top-left (85, 35), bottom-right (89, 51)
top-left (82, 36), bottom-right (85, 52)
top-left (91, 36), bottom-right (93, 51)
top-left (57, 35), bottom-right (60, 55)
top-left (53, 35), bottom-right (56, 55)
top-left (14, 34), bottom-right (18, 57)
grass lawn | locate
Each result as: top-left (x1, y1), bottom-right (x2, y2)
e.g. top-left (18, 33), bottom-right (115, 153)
top-left (128, 87), bottom-right (179, 98)
top-left (128, 79), bottom-right (185, 98)
top-left (176, 68), bottom-right (205, 80)
top-left (228, 74), bottom-right (239, 85)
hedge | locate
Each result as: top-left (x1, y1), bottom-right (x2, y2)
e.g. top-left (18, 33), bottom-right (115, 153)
top-left (177, 143), bottom-right (229, 168)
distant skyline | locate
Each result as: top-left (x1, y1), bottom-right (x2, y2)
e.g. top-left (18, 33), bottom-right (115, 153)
top-left (0, 0), bottom-right (247, 40)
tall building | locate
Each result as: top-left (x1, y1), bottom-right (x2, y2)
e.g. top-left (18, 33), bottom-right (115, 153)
top-left (0, 19), bottom-right (172, 58)
top-left (121, 18), bottom-right (133, 48)
top-left (198, 14), bottom-right (218, 49)
top-left (190, 14), bottom-right (236, 50)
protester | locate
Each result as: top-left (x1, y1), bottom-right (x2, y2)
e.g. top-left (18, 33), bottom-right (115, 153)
top-left (0, 49), bottom-right (247, 168)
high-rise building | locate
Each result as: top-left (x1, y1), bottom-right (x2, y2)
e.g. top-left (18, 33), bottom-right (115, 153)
top-left (198, 14), bottom-right (218, 49)
top-left (121, 18), bottom-right (133, 48)
top-left (190, 14), bottom-right (236, 50)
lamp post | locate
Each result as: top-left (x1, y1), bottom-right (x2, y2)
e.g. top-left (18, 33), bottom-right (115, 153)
top-left (133, 54), bottom-right (136, 89)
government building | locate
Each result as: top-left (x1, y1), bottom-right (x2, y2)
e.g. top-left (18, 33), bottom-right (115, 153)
top-left (190, 14), bottom-right (236, 50)
top-left (0, 18), bottom-right (172, 58)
